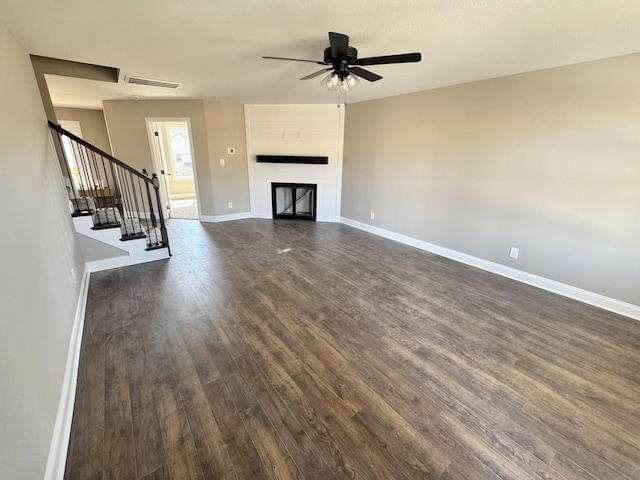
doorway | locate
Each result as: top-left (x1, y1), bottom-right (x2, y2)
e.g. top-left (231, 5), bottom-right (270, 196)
top-left (146, 119), bottom-right (199, 219)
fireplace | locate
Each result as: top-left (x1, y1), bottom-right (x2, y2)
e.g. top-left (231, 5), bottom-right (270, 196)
top-left (271, 183), bottom-right (317, 221)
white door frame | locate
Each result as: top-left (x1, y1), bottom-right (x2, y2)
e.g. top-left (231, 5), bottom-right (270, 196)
top-left (145, 117), bottom-right (200, 219)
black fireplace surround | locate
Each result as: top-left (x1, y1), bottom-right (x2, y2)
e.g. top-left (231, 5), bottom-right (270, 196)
top-left (271, 183), bottom-right (317, 221)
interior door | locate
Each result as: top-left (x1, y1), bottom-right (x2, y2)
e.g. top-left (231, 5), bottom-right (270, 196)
top-left (146, 120), bottom-right (171, 219)
top-left (146, 119), bottom-right (199, 220)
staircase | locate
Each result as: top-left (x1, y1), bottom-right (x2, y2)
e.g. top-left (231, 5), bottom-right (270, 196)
top-left (50, 122), bottom-right (171, 269)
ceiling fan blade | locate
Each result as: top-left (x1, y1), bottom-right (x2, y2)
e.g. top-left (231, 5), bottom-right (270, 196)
top-left (354, 52), bottom-right (422, 66)
top-left (300, 68), bottom-right (333, 80)
top-left (262, 56), bottom-right (326, 65)
top-left (349, 67), bottom-right (382, 82)
top-left (328, 32), bottom-right (349, 59)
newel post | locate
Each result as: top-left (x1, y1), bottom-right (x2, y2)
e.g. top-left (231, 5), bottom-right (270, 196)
top-left (142, 169), bottom-right (158, 228)
top-left (152, 174), bottom-right (169, 246)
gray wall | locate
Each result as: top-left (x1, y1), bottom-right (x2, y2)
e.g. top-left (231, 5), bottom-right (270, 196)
top-left (103, 99), bottom-right (250, 217)
top-left (30, 55), bottom-right (118, 124)
top-left (77, 234), bottom-right (127, 262)
top-left (204, 100), bottom-right (251, 216)
top-left (0, 23), bottom-right (86, 479)
top-left (55, 107), bottom-right (113, 155)
top-left (103, 99), bottom-right (214, 213)
top-left (342, 53), bottom-right (640, 306)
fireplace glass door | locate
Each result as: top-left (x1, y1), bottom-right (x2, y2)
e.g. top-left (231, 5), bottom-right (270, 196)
top-left (271, 183), bottom-right (317, 221)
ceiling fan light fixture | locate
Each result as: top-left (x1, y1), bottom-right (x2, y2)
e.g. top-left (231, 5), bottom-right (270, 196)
top-left (321, 71), bottom-right (359, 93)
top-left (264, 31), bottom-right (421, 95)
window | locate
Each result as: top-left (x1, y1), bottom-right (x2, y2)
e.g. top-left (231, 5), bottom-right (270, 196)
top-left (168, 127), bottom-right (193, 180)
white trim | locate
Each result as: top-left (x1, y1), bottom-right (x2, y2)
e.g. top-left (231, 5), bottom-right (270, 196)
top-left (341, 217), bottom-right (640, 322)
top-left (85, 255), bottom-right (134, 272)
top-left (244, 105), bottom-right (257, 218)
top-left (85, 249), bottom-right (170, 273)
top-left (250, 213), bottom-right (272, 220)
top-left (335, 104), bottom-right (345, 223)
top-left (199, 212), bottom-right (252, 223)
top-left (44, 266), bottom-right (90, 480)
top-left (201, 212), bottom-right (340, 223)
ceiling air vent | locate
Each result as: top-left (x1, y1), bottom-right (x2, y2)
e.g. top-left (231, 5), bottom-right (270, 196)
top-left (123, 75), bottom-right (182, 89)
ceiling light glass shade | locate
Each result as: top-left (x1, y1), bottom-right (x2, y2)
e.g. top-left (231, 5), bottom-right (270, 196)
top-left (321, 71), bottom-right (360, 93)
top-left (345, 73), bottom-right (359, 88)
top-left (321, 72), bottom-right (340, 91)
top-left (338, 73), bottom-right (359, 93)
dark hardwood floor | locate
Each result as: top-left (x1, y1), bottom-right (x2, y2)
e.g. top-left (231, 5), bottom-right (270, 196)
top-left (64, 218), bottom-right (640, 479)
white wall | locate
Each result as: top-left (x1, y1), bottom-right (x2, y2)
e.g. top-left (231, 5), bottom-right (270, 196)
top-left (245, 104), bottom-right (344, 222)
top-left (0, 23), bottom-right (85, 480)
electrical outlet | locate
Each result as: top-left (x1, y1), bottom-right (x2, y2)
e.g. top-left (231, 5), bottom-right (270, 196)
top-left (370, 212), bottom-right (375, 220)
top-left (220, 158), bottom-right (225, 166)
top-left (509, 247), bottom-right (520, 259)
top-left (227, 147), bottom-right (235, 154)
top-left (227, 201), bottom-right (233, 209)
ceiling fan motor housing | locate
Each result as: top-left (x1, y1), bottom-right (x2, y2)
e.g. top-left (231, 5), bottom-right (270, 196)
top-left (324, 46), bottom-right (358, 66)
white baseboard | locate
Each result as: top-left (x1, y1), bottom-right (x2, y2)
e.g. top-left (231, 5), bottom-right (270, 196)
top-left (85, 255), bottom-right (133, 272)
top-left (44, 266), bottom-right (90, 480)
top-left (237, 213), bottom-right (340, 222)
top-left (250, 213), bottom-right (272, 220)
top-left (341, 217), bottom-right (640, 322)
top-left (200, 212), bottom-right (252, 223)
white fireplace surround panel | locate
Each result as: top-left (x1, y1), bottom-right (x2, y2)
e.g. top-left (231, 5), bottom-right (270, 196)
top-left (244, 104), bottom-right (344, 222)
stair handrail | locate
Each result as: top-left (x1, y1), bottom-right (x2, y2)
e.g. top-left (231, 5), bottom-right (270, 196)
top-left (49, 121), bottom-right (170, 252)
top-left (49, 121), bottom-right (148, 179)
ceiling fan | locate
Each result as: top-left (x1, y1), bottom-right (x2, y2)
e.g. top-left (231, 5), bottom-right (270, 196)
top-left (263, 32), bottom-right (422, 93)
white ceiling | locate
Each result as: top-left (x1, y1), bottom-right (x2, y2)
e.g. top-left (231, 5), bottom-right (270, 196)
top-left (2, 0), bottom-right (640, 109)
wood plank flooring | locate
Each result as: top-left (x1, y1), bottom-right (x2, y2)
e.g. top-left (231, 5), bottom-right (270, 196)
top-left (64, 218), bottom-right (640, 479)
